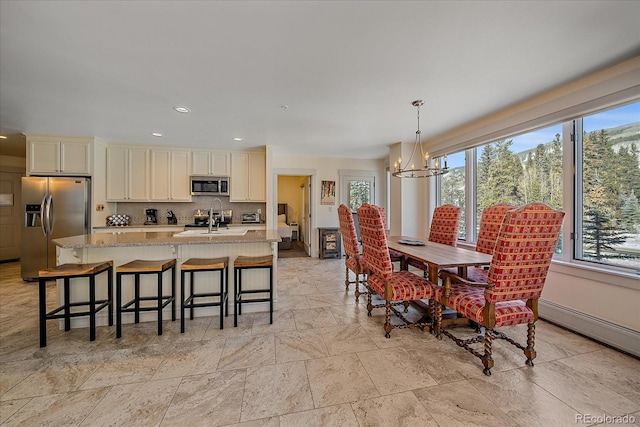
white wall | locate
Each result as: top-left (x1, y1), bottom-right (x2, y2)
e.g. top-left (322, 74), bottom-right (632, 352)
top-left (272, 153), bottom-right (386, 257)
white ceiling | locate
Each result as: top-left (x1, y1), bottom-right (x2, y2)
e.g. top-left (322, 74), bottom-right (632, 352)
top-left (1, 1), bottom-right (639, 160)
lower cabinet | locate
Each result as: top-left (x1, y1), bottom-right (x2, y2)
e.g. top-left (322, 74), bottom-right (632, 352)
top-left (319, 228), bottom-right (341, 259)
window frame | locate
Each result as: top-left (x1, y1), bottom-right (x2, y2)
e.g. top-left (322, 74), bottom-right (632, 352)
top-left (436, 99), bottom-right (640, 277)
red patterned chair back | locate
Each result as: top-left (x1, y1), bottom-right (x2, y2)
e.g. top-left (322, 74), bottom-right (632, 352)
top-left (476, 203), bottom-right (515, 255)
top-left (486, 203), bottom-right (564, 304)
top-left (338, 204), bottom-right (360, 259)
top-left (428, 204), bottom-right (462, 246)
top-left (357, 204), bottom-right (393, 280)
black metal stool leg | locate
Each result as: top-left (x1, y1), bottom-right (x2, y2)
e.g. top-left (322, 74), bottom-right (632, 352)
top-left (107, 267), bottom-right (113, 326)
top-left (134, 274), bottom-right (140, 324)
top-left (219, 268), bottom-right (224, 329)
top-left (171, 265), bottom-right (176, 322)
top-left (116, 272), bottom-right (122, 338)
top-left (89, 274), bottom-right (96, 341)
top-left (181, 269), bottom-right (186, 333)
top-left (39, 278), bottom-right (47, 347)
top-left (64, 278), bottom-right (71, 331)
top-left (157, 271), bottom-right (163, 336)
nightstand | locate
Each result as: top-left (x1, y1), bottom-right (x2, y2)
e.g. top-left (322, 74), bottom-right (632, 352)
top-left (289, 223), bottom-right (299, 241)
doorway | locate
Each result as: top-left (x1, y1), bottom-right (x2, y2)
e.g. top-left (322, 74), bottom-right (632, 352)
top-left (276, 173), bottom-right (313, 258)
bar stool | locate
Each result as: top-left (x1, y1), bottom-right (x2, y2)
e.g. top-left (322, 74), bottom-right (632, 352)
top-left (38, 260), bottom-right (113, 347)
top-left (180, 257), bottom-right (229, 332)
top-left (233, 255), bottom-right (273, 327)
top-left (116, 259), bottom-right (176, 338)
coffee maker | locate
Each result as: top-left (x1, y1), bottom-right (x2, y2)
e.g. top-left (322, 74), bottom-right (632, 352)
top-left (144, 209), bottom-right (158, 225)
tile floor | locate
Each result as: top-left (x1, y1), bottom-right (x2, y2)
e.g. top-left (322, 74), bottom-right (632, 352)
top-left (0, 258), bottom-right (639, 426)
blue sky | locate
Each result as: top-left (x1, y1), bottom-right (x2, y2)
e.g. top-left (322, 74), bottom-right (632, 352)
top-left (445, 101), bottom-right (640, 168)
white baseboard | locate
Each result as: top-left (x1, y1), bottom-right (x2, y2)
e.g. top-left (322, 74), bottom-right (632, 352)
top-left (539, 299), bottom-right (640, 358)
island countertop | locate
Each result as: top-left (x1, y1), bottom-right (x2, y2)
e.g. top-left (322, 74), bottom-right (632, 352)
top-left (52, 229), bottom-right (281, 249)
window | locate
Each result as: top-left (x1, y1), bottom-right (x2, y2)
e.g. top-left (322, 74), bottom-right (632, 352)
top-left (440, 151), bottom-right (467, 239)
top-left (575, 102), bottom-right (640, 270)
top-left (341, 174), bottom-right (374, 212)
top-left (437, 100), bottom-right (640, 273)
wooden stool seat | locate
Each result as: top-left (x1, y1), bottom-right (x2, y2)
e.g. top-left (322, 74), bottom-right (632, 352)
top-left (234, 255), bottom-right (274, 327)
top-left (117, 259), bottom-right (177, 273)
top-left (234, 255), bottom-right (273, 268)
top-left (39, 261), bottom-right (114, 347)
top-left (40, 261), bottom-right (113, 278)
top-left (181, 257), bottom-right (228, 271)
top-left (181, 257), bottom-right (229, 332)
top-left (116, 259), bottom-right (176, 338)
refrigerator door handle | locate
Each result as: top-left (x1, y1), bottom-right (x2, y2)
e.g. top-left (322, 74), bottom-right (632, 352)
top-left (46, 194), bottom-right (55, 234)
top-left (40, 194), bottom-right (48, 236)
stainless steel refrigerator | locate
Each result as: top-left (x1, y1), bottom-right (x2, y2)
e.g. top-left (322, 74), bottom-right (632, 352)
top-left (21, 177), bottom-right (91, 280)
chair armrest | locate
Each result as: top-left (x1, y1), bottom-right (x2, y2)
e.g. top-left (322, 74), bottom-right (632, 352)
top-left (439, 270), bottom-right (494, 289)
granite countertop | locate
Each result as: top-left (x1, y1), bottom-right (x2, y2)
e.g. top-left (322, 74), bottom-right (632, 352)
top-left (53, 229), bottom-right (281, 249)
top-left (92, 223), bottom-right (263, 229)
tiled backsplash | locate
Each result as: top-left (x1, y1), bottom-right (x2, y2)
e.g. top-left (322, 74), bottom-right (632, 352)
top-left (111, 196), bottom-right (266, 225)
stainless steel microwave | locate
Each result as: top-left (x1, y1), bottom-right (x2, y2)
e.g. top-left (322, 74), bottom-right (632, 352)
top-left (190, 176), bottom-right (230, 196)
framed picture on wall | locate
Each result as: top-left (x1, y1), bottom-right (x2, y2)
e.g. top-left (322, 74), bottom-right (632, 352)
top-left (321, 180), bottom-right (336, 205)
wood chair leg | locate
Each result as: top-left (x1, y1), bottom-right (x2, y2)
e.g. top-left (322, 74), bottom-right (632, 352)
top-left (482, 329), bottom-right (494, 376)
top-left (525, 322), bottom-right (537, 366)
top-left (434, 301), bottom-right (442, 339)
top-left (384, 301), bottom-right (392, 339)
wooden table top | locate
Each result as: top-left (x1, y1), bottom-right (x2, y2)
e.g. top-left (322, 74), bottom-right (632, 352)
top-left (387, 236), bottom-right (491, 269)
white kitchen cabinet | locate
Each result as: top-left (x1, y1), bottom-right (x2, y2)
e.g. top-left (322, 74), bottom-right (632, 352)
top-left (170, 150), bottom-right (191, 201)
top-left (106, 147), bottom-right (149, 201)
top-left (191, 150), bottom-right (230, 176)
top-left (27, 136), bottom-right (92, 175)
top-left (230, 152), bottom-right (265, 202)
top-left (150, 149), bottom-right (191, 201)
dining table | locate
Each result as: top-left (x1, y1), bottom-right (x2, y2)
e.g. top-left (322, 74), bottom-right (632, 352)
top-left (387, 236), bottom-right (493, 327)
top-left (387, 236), bottom-right (492, 282)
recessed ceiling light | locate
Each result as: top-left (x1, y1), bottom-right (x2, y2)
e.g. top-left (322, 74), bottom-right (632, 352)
top-left (233, 137), bottom-right (243, 142)
top-left (173, 106), bottom-right (190, 113)
top-left (152, 132), bottom-right (163, 137)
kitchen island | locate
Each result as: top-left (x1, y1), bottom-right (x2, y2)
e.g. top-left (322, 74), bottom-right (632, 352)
top-left (52, 229), bottom-right (281, 328)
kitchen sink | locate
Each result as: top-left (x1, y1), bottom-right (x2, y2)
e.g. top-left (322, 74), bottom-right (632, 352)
top-left (173, 228), bottom-right (248, 237)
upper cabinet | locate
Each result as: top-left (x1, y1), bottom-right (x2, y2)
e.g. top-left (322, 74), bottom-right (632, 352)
top-left (230, 152), bottom-right (266, 202)
top-left (191, 150), bottom-right (230, 176)
top-left (106, 147), bottom-right (149, 201)
top-left (150, 149), bottom-right (191, 201)
top-left (27, 135), bottom-right (92, 175)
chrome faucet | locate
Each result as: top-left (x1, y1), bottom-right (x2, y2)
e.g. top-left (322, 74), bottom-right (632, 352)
top-left (209, 197), bottom-right (224, 233)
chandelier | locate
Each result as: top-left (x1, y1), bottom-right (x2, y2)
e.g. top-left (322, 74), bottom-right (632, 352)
top-left (392, 100), bottom-right (449, 178)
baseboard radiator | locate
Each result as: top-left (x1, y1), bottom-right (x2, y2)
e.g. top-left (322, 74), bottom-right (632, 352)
top-left (539, 299), bottom-right (640, 358)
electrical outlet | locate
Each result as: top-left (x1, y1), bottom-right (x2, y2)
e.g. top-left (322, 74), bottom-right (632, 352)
top-left (257, 208), bottom-right (261, 214)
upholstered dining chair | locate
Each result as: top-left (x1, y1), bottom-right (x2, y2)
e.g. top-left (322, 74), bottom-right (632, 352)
top-left (358, 203), bottom-right (436, 338)
top-left (444, 203), bottom-right (515, 283)
top-left (338, 204), bottom-right (367, 301)
top-left (408, 204), bottom-right (462, 275)
top-left (374, 205), bottom-right (404, 265)
top-left (434, 202), bottom-right (565, 375)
